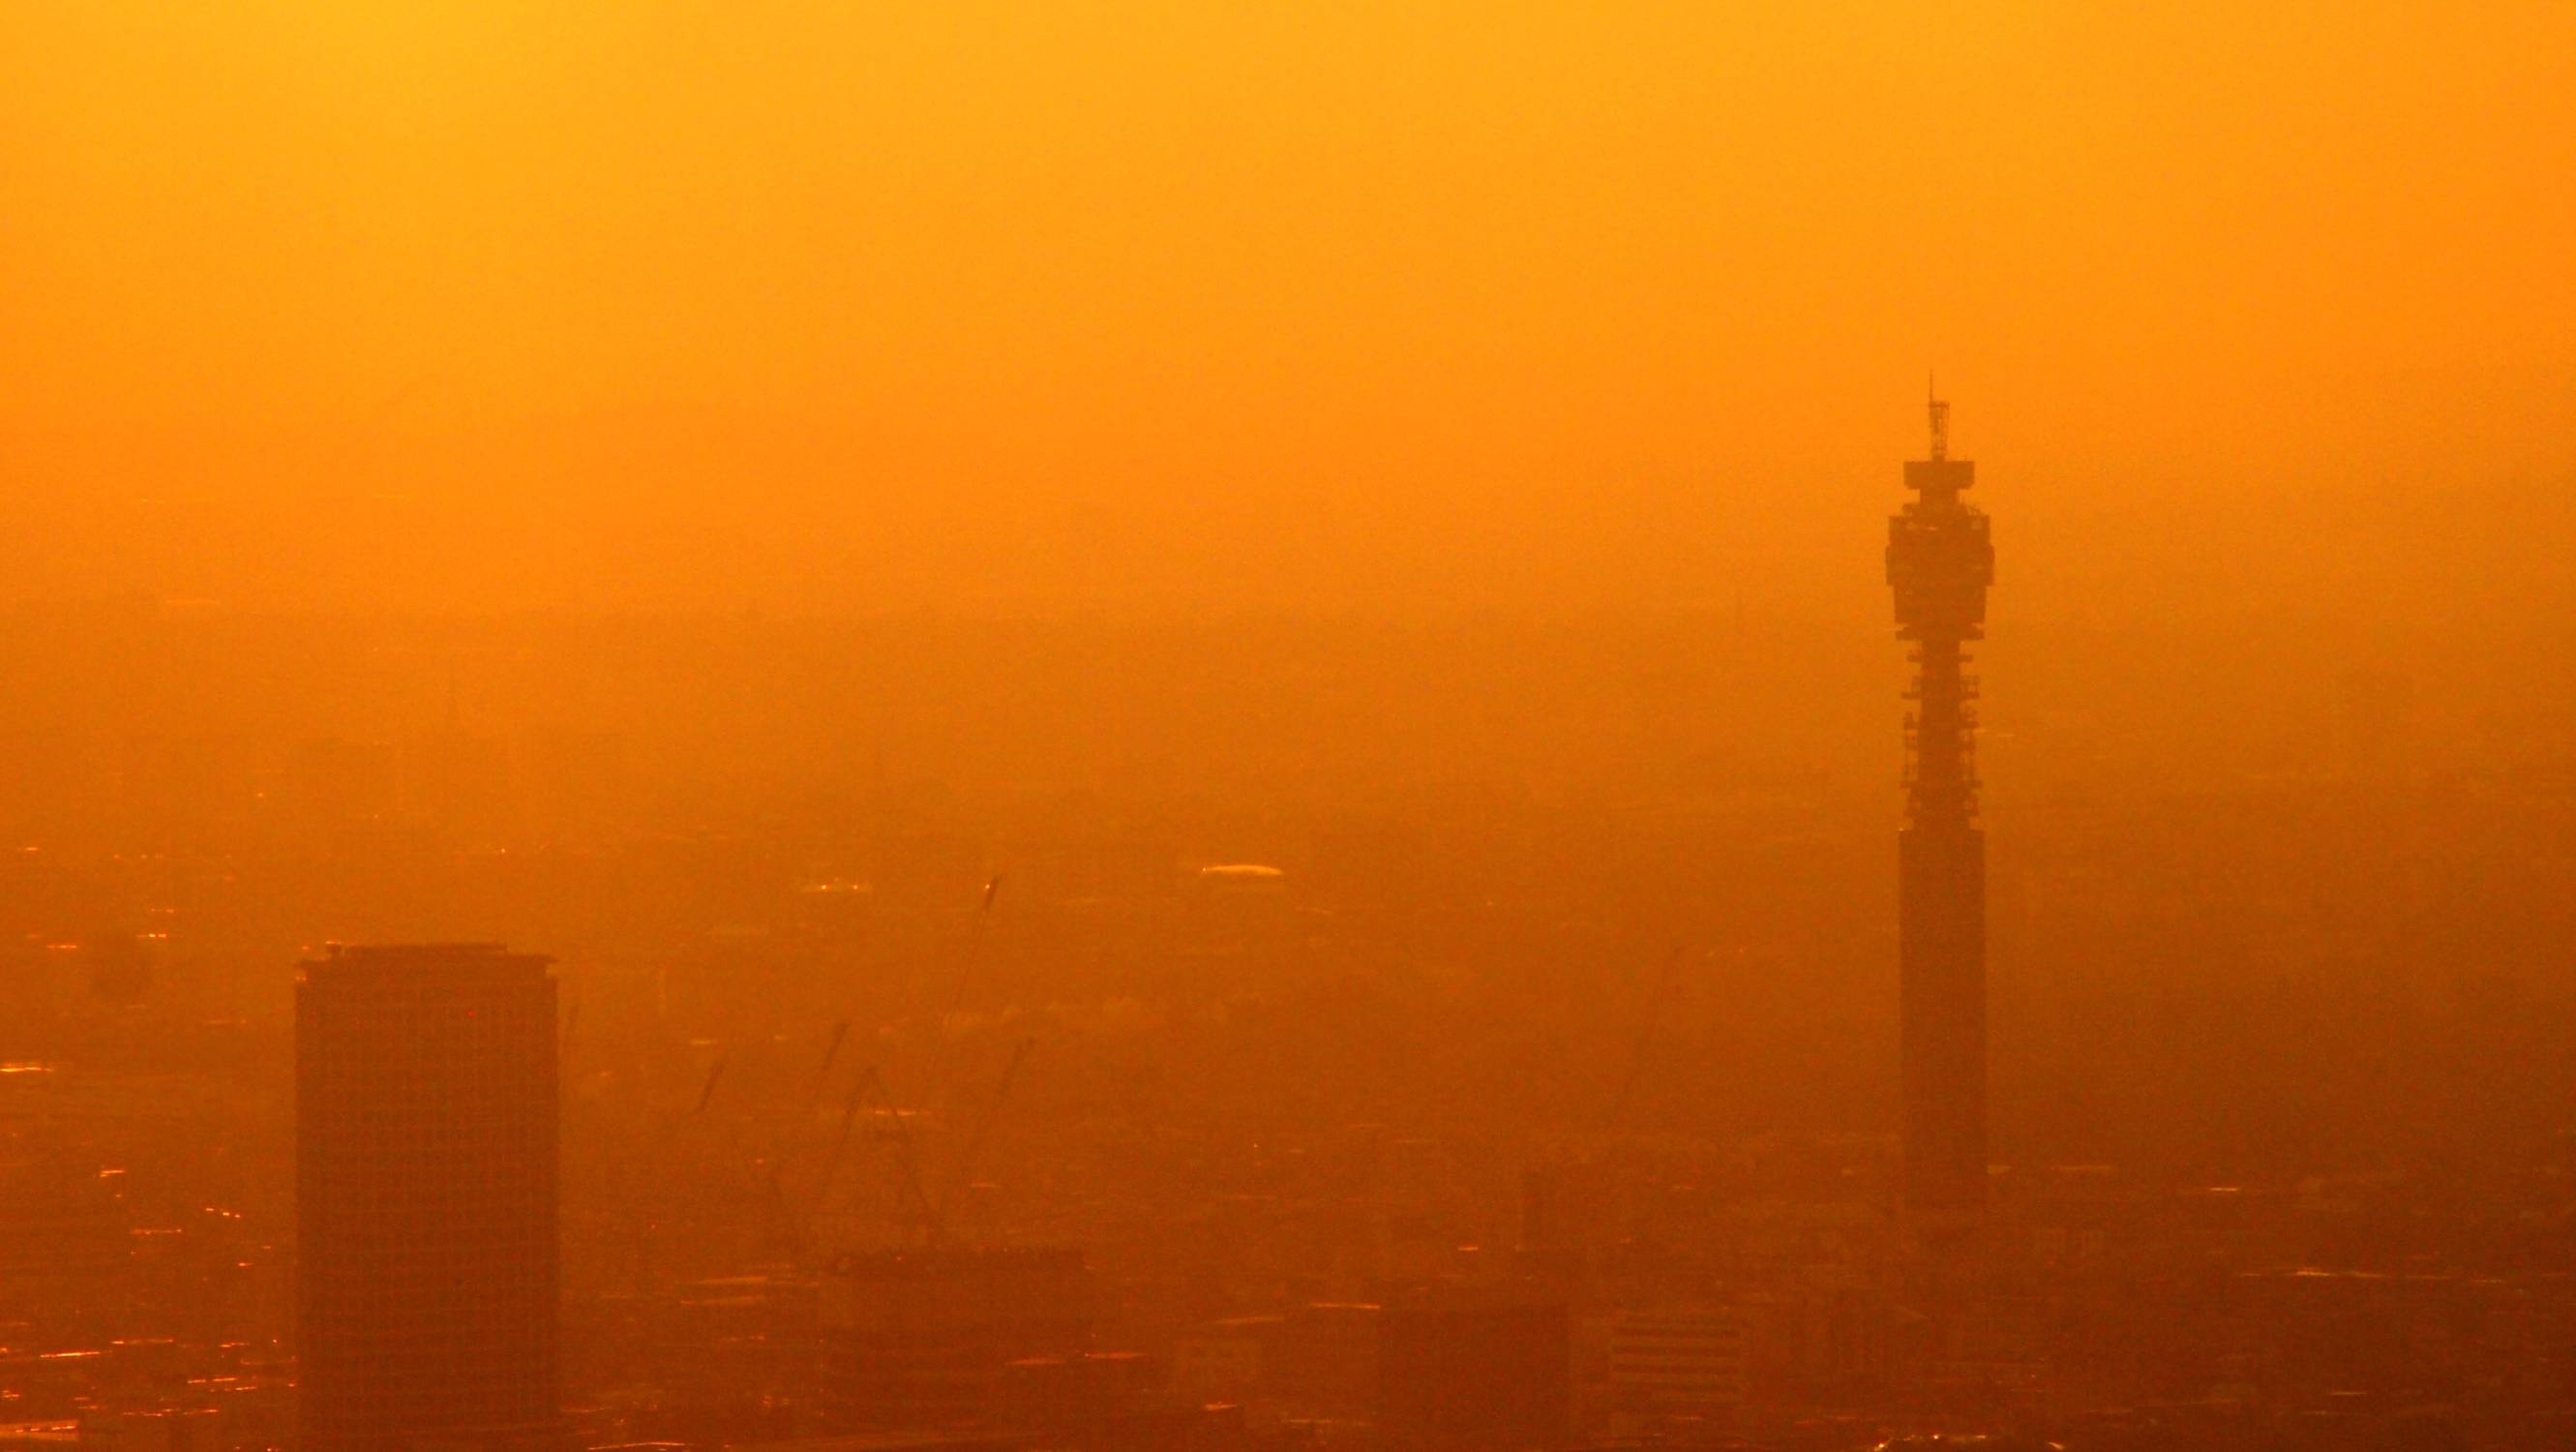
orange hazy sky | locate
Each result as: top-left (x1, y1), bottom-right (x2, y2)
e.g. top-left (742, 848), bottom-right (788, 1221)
top-left (3, 2), bottom-right (2570, 617)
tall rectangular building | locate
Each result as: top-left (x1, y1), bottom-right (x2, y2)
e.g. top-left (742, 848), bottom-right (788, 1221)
top-left (297, 943), bottom-right (559, 1451)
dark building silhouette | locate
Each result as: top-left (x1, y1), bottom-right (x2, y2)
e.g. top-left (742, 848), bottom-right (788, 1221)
top-left (817, 1248), bottom-right (1095, 1429)
top-left (1885, 393), bottom-right (1995, 1233)
top-left (296, 943), bottom-right (559, 1451)
top-left (1377, 1288), bottom-right (1571, 1450)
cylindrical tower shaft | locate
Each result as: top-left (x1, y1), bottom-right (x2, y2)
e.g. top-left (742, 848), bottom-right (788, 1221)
top-left (1885, 397), bottom-right (1994, 1234)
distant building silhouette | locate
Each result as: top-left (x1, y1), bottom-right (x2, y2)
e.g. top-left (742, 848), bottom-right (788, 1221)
top-left (817, 1248), bottom-right (1094, 1429)
top-left (1603, 1308), bottom-right (1748, 1421)
top-left (296, 943), bottom-right (558, 1451)
top-left (1886, 393), bottom-right (1995, 1235)
top-left (1377, 1287), bottom-right (1571, 1450)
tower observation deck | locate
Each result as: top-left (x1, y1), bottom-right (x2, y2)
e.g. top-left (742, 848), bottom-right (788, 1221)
top-left (1886, 393), bottom-right (1994, 1234)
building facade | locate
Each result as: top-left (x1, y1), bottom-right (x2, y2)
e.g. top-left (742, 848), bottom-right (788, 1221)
top-left (296, 943), bottom-right (558, 1451)
top-left (1603, 1308), bottom-right (1749, 1419)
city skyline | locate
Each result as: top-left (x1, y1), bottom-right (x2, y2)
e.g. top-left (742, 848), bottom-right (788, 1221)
top-left (2, 5), bottom-right (2570, 1449)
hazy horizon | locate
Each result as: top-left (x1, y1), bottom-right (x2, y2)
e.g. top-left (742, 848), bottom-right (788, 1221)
top-left (6, 3), bottom-right (2571, 618)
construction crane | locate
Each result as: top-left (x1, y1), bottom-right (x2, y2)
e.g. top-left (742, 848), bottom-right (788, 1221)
top-left (770, 1039), bottom-right (1034, 1256)
top-left (763, 874), bottom-right (1036, 1257)
top-left (767, 1059), bottom-right (931, 1261)
top-left (921, 1036), bottom-right (1035, 1248)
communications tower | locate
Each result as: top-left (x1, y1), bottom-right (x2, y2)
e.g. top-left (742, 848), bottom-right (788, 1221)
top-left (1886, 390), bottom-right (1994, 1236)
